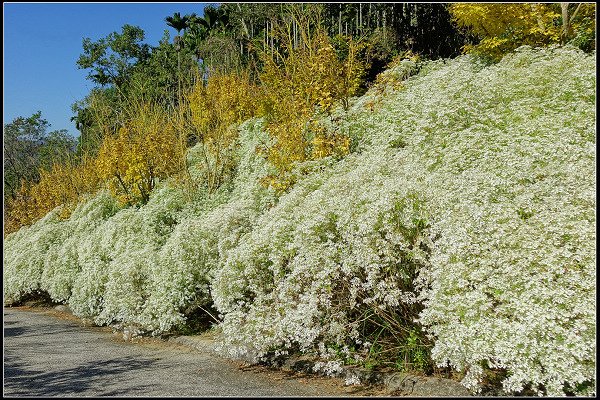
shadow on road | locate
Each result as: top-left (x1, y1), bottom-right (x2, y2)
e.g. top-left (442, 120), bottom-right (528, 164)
top-left (4, 318), bottom-right (91, 338)
top-left (4, 326), bottom-right (26, 337)
top-left (3, 355), bottom-right (158, 396)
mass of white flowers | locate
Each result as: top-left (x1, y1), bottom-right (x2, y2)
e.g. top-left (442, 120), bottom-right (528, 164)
top-left (3, 45), bottom-right (595, 396)
top-left (4, 192), bottom-right (121, 305)
top-left (4, 118), bottom-right (274, 336)
top-left (409, 47), bottom-right (596, 396)
top-left (370, 45), bottom-right (594, 396)
top-left (213, 45), bottom-right (595, 395)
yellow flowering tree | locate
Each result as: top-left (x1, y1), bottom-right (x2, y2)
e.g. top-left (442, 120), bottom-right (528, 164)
top-left (449, 3), bottom-right (596, 60)
top-left (258, 11), bottom-right (364, 192)
top-left (95, 102), bottom-right (185, 204)
top-left (188, 72), bottom-right (257, 192)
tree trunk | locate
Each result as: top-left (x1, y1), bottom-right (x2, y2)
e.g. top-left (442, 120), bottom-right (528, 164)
top-left (177, 42), bottom-right (181, 102)
top-left (293, 19), bottom-right (297, 49)
top-left (356, 4), bottom-right (359, 35)
top-left (359, 3), bottom-right (362, 31)
top-left (560, 2), bottom-right (571, 44)
top-left (271, 20), bottom-right (274, 55)
top-left (339, 7), bottom-right (342, 35)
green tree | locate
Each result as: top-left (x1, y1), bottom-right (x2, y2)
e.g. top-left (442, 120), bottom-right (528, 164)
top-left (130, 30), bottom-right (197, 107)
top-left (3, 112), bottom-right (76, 203)
top-left (165, 12), bottom-right (190, 37)
top-left (73, 25), bottom-right (158, 156)
top-left (166, 12), bottom-right (194, 100)
top-left (184, 15), bottom-right (209, 63)
top-left (4, 112), bottom-right (48, 201)
top-left (77, 24), bottom-right (151, 87)
top-left (71, 87), bottom-right (123, 157)
top-left (38, 129), bottom-right (77, 172)
top-left (201, 6), bottom-right (230, 34)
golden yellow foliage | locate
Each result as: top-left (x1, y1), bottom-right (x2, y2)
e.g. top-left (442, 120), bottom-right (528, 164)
top-left (449, 3), bottom-right (596, 60)
top-left (258, 22), bottom-right (363, 192)
top-left (188, 72), bottom-right (257, 192)
top-left (4, 156), bottom-right (100, 235)
top-left (95, 102), bottom-right (185, 204)
top-left (308, 120), bottom-right (350, 160)
top-left (4, 99), bottom-right (186, 234)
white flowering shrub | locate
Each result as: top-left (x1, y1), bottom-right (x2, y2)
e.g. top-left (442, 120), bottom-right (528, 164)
top-left (4, 207), bottom-right (67, 304)
top-left (407, 47), bottom-right (596, 396)
top-left (138, 197), bottom-right (258, 333)
top-left (352, 45), bottom-right (594, 395)
top-left (3, 45), bottom-right (594, 396)
top-left (4, 192), bottom-right (121, 305)
top-left (135, 118), bottom-right (276, 334)
top-left (213, 148), bottom-right (436, 365)
top-left (40, 191), bottom-right (121, 303)
top-left (214, 45), bottom-right (595, 395)
top-left (72, 184), bottom-right (187, 327)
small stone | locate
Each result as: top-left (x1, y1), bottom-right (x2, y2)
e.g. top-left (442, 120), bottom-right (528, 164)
top-left (54, 305), bottom-right (72, 314)
top-left (412, 376), bottom-right (472, 397)
top-left (384, 372), bottom-right (471, 397)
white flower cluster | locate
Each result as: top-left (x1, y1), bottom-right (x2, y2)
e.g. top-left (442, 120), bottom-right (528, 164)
top-left (212, 46), bottom-right (595, 395)
top-left (3, 46), bottom-right (595, 396)
top-left (366, 45), bottom-right (595, 396)
top-left (4, 192), bottom-right (121, 305)
top-left (211, 149), bottom-right (432, 361)
top-left (344, 374), bottom-right (362, 386)
top-left (409, 47), bottom-right (596, 396)
top-left (3, 118), bottom-right (273, 337)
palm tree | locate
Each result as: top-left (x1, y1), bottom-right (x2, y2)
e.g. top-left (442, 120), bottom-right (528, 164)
top-left (184, 20), bottom-right (208, 64)
top-left (165, 12), bottom-right (190, 37)
top-left (165, 12), bottom-right (192, 101)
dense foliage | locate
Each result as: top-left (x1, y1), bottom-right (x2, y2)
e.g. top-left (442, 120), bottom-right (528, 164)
top-left (4, 45), bottom-right (595, 395)
top-left (188, 72), bottom-right (257, 192)
top-left (3, 113), bottom-right (81, 232)
top-left (3, 3), bottom-right (596, 397)
top-left (256, 18), bottom-right (362, 191)
top-left (3, 112), bottom-right (77, 203)
top-left (449, 3), bottom-right (596, 61)
top-left (95, 101), bottom-right (186, 204)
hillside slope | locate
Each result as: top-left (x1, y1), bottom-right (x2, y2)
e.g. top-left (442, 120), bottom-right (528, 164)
top-left (4, 45), bottom-right (596, 396)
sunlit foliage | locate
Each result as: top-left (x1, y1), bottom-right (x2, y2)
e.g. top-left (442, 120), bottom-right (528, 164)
top-left (449, 3), bottom-right (596, 60)
top-left (4, 156), bottom-right (100, 235)
top-left (258, 7), bottom-right (364, 192)
top-left (188, 71), bottom-right (257, 192)
top-left (95, 101), bottom-right (186, 204)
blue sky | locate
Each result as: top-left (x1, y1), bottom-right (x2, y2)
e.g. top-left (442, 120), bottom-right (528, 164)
top-left (3, 2), bottom-right (214, 137)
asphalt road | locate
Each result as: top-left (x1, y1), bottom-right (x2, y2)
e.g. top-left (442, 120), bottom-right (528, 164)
top-left (3, 307), bottom-right (360, 397)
